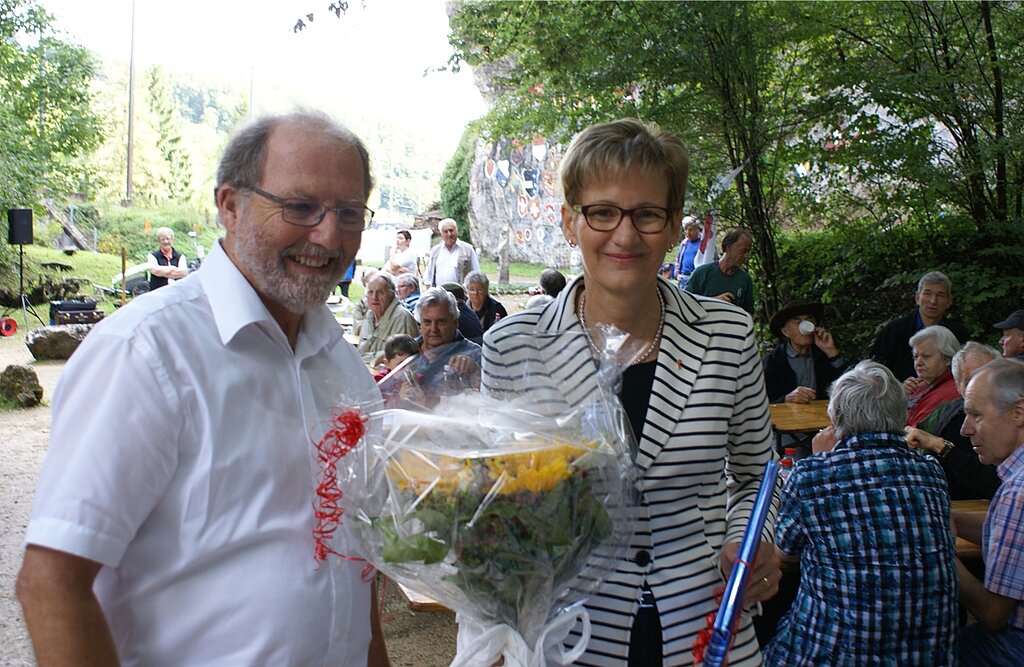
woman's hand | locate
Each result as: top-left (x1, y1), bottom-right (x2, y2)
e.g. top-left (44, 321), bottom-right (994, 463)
top-left (904, 426), bottom-right (944, 454)
top-left (903, 376), bottom-right (926, 396)
top-left (719, 540), bottom-right (781, 606)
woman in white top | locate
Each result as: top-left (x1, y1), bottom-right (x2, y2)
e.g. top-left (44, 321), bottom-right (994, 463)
top-left (385, 230), bottom-right (417, 276)
top-left (481, 119), bottom-right (779, 666)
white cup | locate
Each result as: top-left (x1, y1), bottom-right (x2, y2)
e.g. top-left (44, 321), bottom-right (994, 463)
top-left (798, 320), bottom-right (816, 335)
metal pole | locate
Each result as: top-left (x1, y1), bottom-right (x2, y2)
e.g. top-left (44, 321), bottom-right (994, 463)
top-left (125, 0), bottom-right (137, 204)
top-left (19, 244), bottom-right (28, 331)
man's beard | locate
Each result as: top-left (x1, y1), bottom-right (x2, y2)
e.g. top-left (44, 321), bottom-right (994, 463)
top-left (232, 224), bottom-right (348, 316)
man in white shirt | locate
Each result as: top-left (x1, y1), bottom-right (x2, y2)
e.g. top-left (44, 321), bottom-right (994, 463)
top-left (17, 111), bottom-right (388, 667)
top-left (424, 217), bottom-right (480, 287)
top-left (384, 229), bottom-right (418, 276)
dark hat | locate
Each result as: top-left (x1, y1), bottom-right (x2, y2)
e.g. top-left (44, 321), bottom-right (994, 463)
top-left (769, 301), bottom-right (824, 338)
top-left (994, 309), bottom-right (1024, 330)
top-left (440, 282), bottom-right (467, 302)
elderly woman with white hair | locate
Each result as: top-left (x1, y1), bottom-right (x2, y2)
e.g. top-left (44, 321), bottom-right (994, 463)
top-left (763, 361), bottom-right (958, 665)
top-left (905, 324), bottom-right (962, 427)
top-left (463, 270), bottom-right (507, 332)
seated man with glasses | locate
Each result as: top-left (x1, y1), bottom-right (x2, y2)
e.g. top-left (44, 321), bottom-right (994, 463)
top-left (685, 227), bottom-right (755, 315)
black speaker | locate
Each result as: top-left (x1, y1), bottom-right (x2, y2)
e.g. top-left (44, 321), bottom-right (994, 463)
top-left (7, 209), bottom-right (33, 245)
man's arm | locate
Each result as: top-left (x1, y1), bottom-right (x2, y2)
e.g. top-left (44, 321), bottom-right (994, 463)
top-left (17, 545), bottom-right (119, 666)
top-left (953, 510), bottom-right (987, 545)
top-left (956, 558), bottom-right (1018, 631)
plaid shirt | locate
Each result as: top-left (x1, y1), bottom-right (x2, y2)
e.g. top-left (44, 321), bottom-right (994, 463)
top-left (985, 444), bottom-right (1024, 631)
top-left (763, 432), bottom-right (958, 666)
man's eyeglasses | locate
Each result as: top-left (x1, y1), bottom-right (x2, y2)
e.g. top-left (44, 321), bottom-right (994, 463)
top-left (573, 204), bottom-right (673, 234)
top-left (244, 186), bottom-right (374, 231)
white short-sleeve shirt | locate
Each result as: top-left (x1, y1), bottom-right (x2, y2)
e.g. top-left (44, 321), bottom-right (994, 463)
top-left (25, 240), bottom-right (381, 666)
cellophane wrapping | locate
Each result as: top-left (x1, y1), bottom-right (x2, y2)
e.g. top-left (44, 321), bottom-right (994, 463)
top-left (338, 328), bottom-right (641, 665)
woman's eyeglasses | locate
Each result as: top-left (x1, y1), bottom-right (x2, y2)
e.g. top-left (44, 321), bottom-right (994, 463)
top-left (573, 204), bottom-right (673, 234)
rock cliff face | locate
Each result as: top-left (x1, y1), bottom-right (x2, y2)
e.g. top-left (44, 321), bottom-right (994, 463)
top-left (468, 135), bottom-right (575, 268)
top-left (455, 38), bottom-right (576, 270)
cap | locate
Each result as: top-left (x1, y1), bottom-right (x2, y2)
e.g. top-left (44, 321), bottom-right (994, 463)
top-left (769, 301), bottom-right (824, 339)
top-left (441, 282), bottom-right (467, 302)
top-left (994, 309), bottom-right (1024, 330)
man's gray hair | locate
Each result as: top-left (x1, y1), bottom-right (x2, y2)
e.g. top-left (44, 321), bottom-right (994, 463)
top-left (464, 270), bottom-right (489, 290)
top-left (367, 271), bottom-right (396, 296)
top-left (971, 358), bottom-right (1024, 414)
top-left (395, 273), bottom-right (419, 290)
top-left (916, 270), bottom-right (952, 295)
top-left (909, 325), bottom-right (961, 360)
top-left (952, 341), bottom-right (1001, 384)
top-left (828, 361), bottom-right (908, 439)
top-left (439, 218), bottom-right (458, 232)
top-left (417, 287), bottom-right (458, 321)
top-left (215, 109), bottom-right (373, 200)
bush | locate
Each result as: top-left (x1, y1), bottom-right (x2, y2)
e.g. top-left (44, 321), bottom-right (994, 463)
top-left (771, 216), bottom-right (1023, 359)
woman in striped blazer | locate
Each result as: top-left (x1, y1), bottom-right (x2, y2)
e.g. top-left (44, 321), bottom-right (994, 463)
top-left (480, 119), bottom-right (780, 666)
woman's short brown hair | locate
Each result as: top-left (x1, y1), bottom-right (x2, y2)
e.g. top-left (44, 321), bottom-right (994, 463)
top-left (560, 118), bottom-right (689, 210)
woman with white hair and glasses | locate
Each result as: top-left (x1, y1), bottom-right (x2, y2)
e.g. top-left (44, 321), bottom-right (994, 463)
top-left (480, 118), bottom-right (778, 666)
top-left (764, 361), bottom-right (958, 665)
top-left (905, 324), bottom-right (962, 427)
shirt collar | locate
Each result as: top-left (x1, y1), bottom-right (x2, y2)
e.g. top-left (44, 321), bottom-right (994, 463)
top-left (833, 431), bottom-right (907, 453)
top-left (785, 341), bottom-right (811, 359)
top-left (997, 444), bottom-right (1024, 482)
top-left (198, 240), bottom-right (337, 355)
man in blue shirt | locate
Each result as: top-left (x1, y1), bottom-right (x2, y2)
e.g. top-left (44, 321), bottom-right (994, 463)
top-left (955, 359), bottom-right (1024, 666)
top-left (672, 217), bottom-right (702, 288)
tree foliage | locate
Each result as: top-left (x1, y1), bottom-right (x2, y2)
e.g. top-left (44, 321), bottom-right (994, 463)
top-left (440, 121), bottom-right (481, 243)
top-left (0, 0), bottom-right (103, 273)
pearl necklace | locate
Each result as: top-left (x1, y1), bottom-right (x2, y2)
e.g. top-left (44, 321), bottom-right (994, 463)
top-left (577, 286), bottom-right (666, 365)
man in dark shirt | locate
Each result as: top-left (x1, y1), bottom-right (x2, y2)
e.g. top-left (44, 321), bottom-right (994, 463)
top-left (870, 271), bottom-right (970, 381)
top-left (995, 310), bottom-right (1024, 362)
top-left (762, 300), bottom-right (846, 404)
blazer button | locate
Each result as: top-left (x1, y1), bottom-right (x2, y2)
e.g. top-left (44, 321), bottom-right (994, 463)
top-left (633, 550), bottom-right (651, 567)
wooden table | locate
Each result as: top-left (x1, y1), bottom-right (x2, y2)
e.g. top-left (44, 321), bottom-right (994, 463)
top-left (952, 499), bottom-right (989, 561)
top-left (768, 400), bottom-right (831, 434)
top-left (396, 580), bottom-right (450, 613)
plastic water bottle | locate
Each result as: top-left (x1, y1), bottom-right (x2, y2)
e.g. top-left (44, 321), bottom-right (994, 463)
top-left (779, 450), bottom-right (795, 484)
top-left (441, 364), bottom-right (464, 396)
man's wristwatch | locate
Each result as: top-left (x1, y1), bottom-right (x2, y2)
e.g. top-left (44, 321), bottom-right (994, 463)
top-left (937, 439), bottom-right (955, 459)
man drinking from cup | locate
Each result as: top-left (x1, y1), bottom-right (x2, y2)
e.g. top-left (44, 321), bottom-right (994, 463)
top-left (762, 300), bottom-right (846, 404)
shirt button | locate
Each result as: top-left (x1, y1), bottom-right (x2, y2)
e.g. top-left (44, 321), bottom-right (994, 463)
top-left (633, 550), bottom-right (651, 567)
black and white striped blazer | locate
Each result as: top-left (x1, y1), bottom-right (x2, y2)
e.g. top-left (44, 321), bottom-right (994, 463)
top-left (481, 276), bottom-right (775, 666)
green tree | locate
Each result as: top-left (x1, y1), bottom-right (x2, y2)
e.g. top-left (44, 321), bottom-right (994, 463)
top-left (147, 66), bottom-right (193, 203)
top-left (0, 0), bottom-right (102, 278)
top-left (789, 1), bottom-right (1024, 232)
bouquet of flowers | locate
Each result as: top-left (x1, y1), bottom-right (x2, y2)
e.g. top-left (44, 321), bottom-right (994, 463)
top-left (337, 329), bottom-right (640, 666)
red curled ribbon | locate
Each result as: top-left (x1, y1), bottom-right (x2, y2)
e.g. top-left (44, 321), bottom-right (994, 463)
top-left (312, 407), bottom-right (366, 563)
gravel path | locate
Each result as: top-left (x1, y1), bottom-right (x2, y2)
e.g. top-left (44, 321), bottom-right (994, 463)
top-left (0, 332), bottom-right (458, 666)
